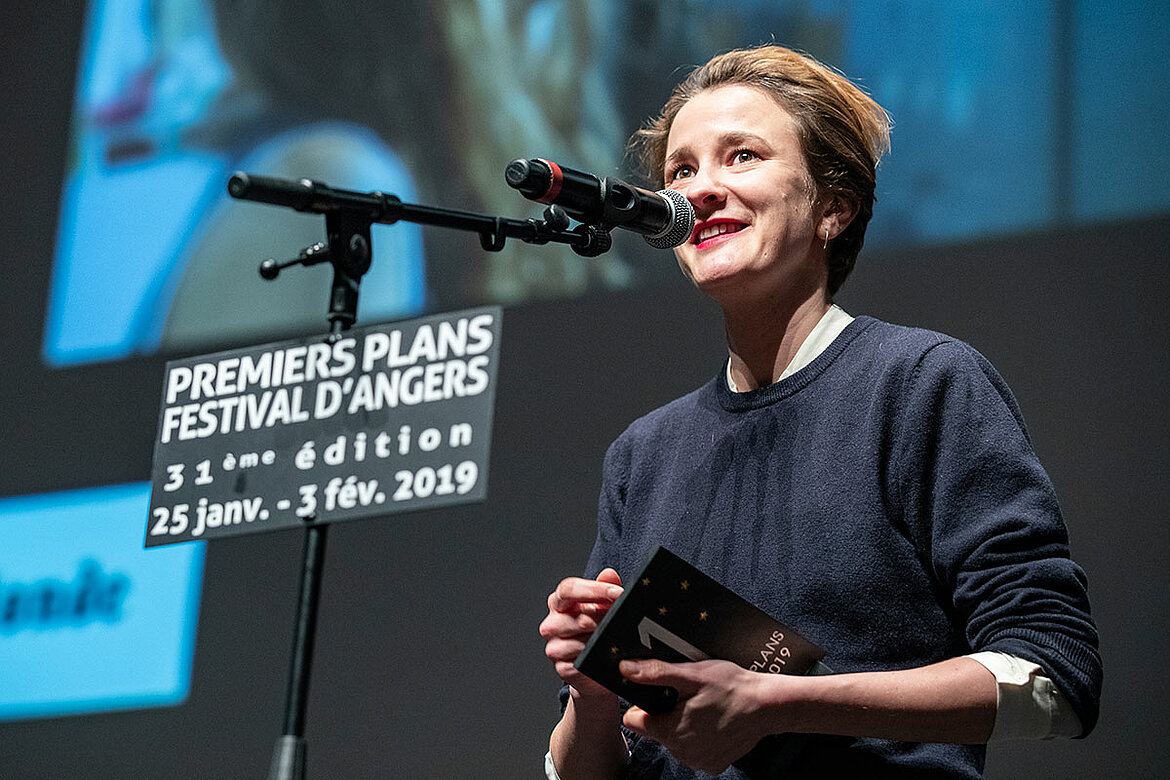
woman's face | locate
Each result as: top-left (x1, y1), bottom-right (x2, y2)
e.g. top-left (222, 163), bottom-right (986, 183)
top-left (664, 84), bottom-right (828, 306)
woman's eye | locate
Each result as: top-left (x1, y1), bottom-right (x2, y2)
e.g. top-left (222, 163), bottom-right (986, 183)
top-left (733, 149), bottom-right (758, 164)
top-left (670, 165), bottom-right (694, 180)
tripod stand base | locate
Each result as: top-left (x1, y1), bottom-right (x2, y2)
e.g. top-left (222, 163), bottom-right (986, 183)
top-left (268, 735), bottom-right (306, 780)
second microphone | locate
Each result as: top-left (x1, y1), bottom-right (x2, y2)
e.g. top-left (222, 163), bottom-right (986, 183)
top-left (505, 158), bottom-right (694, 249)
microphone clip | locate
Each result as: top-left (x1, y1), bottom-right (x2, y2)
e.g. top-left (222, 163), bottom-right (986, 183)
top-left (570, 224), bottom-right (613, 258)
top-left (538, 204), bottom-right (612, 258)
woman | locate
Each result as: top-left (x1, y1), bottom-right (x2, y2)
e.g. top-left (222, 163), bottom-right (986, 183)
top-left (540, 45), bottom-right (1100, 779)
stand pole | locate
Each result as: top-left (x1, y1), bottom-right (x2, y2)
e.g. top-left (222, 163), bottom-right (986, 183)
top-left (267, 523), bottom-right (328, 780)
top-left (268, 215), bottom-right (367, 780)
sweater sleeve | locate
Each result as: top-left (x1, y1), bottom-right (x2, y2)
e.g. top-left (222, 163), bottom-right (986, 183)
top-left (892, 340), bottom-right (1102, 736)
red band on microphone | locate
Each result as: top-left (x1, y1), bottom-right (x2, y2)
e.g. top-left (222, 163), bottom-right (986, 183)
top-left (535, 158), bottom-right (563, 204)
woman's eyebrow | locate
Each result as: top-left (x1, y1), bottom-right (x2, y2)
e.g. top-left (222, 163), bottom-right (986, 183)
top-left (718, 130), bottom-right (772, 150)
top-left (664, 145), bottom-right (692, 169)
top-left (666, 131), bottom-right (774, 167)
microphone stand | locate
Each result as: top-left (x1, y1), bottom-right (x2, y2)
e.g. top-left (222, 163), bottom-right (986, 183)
top-left (226, 172), bottom-right (611, 780)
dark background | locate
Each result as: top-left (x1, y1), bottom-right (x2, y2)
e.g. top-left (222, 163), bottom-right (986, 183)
top-left (2, 3), bottom-right (1168, 778)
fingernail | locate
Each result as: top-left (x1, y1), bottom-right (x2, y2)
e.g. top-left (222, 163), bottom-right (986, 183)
top-left (607, 586), bottom-right (624, 599)
top-left (620, 660), bottom-right (640, 676)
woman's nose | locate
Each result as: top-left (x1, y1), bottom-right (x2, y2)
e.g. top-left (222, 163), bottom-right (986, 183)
top-left (684, 167), bottom-right (727, 212)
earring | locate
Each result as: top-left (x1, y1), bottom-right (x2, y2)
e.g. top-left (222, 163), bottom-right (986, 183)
top-left (823, 230), bottom-right (830, 250)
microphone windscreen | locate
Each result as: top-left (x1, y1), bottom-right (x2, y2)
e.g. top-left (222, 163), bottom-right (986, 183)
top-left (644, 189), bottom-right (695, 249)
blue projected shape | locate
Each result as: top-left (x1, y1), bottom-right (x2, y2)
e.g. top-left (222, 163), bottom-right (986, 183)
top-left (46, 151), bottom-right (229, 364)
top-left (0, 483), bottom-right (204, 721)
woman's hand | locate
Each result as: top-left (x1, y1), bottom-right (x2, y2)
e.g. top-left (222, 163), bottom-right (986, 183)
top-left (619, 659), bottom-right (783, 774)
top-left (539, 567), bottom-right (624, 699)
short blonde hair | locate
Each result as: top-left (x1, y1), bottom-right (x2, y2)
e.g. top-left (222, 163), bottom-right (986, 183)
top-left (632, 45), bottom-right (890, 294)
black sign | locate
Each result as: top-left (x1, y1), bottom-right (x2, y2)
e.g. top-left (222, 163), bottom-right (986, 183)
top-left (146, 307), bottom-right (501, 547)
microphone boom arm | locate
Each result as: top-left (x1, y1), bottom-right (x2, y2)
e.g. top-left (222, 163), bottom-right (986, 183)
top-left (227, 172), bottom-right (613, 257)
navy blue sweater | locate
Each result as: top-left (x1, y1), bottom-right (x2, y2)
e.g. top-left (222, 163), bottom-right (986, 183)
top-left (576, 316), bottom-right (1101, 779)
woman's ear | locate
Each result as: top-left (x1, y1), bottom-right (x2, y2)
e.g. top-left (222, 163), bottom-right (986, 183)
top-left (819, 194), bottom-right (858, 243)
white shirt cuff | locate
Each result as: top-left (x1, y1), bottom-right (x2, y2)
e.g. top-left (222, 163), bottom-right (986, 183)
top-left (965, 651), bottom-right (1083, 741)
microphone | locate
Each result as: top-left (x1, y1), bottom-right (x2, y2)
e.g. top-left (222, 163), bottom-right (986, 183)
top-left (505, 158), bottom-right (694, 249)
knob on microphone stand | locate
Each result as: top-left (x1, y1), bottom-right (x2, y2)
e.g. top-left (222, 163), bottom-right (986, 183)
top-left (258, 242), bottom-right (331, 280)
